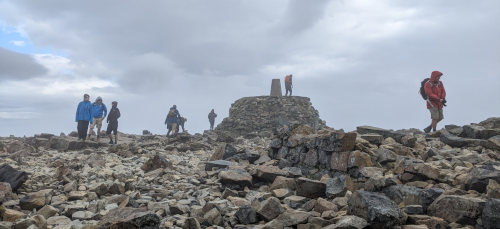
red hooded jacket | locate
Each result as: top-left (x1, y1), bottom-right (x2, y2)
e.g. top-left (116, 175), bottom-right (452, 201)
top-left (424, 71), bottom-right (446, 109)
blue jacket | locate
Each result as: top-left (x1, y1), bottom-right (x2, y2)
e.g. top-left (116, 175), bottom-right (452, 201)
top-left (92, 103), bottom-right (107, 118)
top-left (76, 101), bottom-right (93, 123)
top-left (165, 108), bottom-right (180, 125)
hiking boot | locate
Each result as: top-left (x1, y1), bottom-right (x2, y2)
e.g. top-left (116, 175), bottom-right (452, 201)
top-left (109, 140), bottom-right (114, 144)
top-left (423, 126), bottom-right (432, 133)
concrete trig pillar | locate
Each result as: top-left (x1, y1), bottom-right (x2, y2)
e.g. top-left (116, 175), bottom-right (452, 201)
top-left (270, 79), bottom-right (282, 96)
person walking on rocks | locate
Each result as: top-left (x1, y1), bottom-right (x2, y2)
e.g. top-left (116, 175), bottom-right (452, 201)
top-left (75, 94), bottom-right (93, 141)
top-left (284, 74), bottom-right (293, 96)
top-left (165, 105), bottom-right (180, 136)
top-left (88, 96), bottom-right (107, 141)
top-left (208, 109), bottom-right (217, 130)
top-left (106, 101), bottom-right (121, 144)
top-left (423, 71), bottom-right (446, 133)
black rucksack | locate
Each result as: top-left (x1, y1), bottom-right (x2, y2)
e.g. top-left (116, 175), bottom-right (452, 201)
top-left (419, 78), bottom-right (429, 100)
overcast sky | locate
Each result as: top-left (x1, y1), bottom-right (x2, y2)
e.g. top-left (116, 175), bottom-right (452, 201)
top-left (0, 0), bottom-right (499, 137)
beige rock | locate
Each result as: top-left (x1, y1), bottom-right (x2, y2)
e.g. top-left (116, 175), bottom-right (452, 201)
top-left (38, 205), bottom-right (59, 219)
top-left (314, 198), bottom-right (337, 213)
top-left (2, 208), bottom-right (26, 222)
top-left (487, 179), bottom-right (500, 198)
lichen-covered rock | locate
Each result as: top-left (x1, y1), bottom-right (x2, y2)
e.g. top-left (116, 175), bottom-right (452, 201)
top-left (348, 190), bottom-right (403, 229)
top-left (427, 195), bottom-right (485, 225)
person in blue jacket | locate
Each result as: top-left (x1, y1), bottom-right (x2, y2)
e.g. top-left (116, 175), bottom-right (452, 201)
top-left (164, 105), bottom-right (180, 136)
top-left (87, 96), bottom-right (107, 142)
top-left (75, 94), bottom-right (93, 141)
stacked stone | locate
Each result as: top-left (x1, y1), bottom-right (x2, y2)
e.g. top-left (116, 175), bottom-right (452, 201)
top-left (215, 96), bottom-right (325, 137)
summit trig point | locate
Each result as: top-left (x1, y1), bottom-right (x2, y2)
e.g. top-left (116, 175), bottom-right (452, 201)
top-left (270, 79), bottom-right (282, 96)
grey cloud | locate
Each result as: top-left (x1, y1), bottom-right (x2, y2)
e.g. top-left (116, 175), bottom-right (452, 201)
top-left (0, 47), bottom-right (47, 80)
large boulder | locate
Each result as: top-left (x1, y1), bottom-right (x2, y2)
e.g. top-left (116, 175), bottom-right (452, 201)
top-left (19, 189), bottom-right (52, 210)
top-left (235, 205), bottom-right (257, 224)
top-left (348, 190), bottom-right (403, 229)
top-left (465, 164), bottom-right (500, 193)
top-left (141, 155), bottom-right (172, 172)
top-left (482, 198), bottom-right (500, 229)
top-left (0, 164), bottom-right (29, 192)
top-left (97, 207), bottom-right (160, 228)
top-left (427, 195), bottom-right (485, 225)
top-left (325, 173), bottom-right (348, 198)
top-left (0, 182), bottom-right (17, 203)
top-left (296, 177), bottom-right (326, 198)
top-left (257, 197), bottom-right (285, 221)
top-left (356, 126), bottom-right (405, 143)
top-left (219, 169), bottom-right (253, 188)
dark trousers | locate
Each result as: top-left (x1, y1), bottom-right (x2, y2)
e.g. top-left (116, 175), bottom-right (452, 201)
top-left (285, 84), bottom-right (292, 96)
top-left (77, 120), bottom-right (89, 140)
top-left (209, 120), bottom-right (215, 130)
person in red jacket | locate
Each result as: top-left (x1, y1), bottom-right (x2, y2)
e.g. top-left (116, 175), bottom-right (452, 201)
top-left (423, 71), bottom-right (446, 133)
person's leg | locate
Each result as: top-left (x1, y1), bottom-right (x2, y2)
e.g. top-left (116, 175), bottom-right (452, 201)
top-left (434, 109), bottom-right (444, 131)
top-left (77, 121), bottom-right (83, 140)
top-left (96, 118), bottom-right (103, 142)
top-left (172, 123), bottom-right (177, 135)
top-left (290, 86), bottom-right (292, 96)
top-left (106, 124), bottom-right (113, 144)
top-left (114, 133), bottom-right (118, 144)
top-left (88, 118), bottom-right (95, 140)
top-left (83, 121), bottom-right (90, 141)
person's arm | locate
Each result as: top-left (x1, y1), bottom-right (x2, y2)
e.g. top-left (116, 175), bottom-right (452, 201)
top-left (103, 104), bottom-right (108, 118)
top-left (89, 103), bottom-right (94, 124)
top-left (76, 103), bottom-right (81, 122)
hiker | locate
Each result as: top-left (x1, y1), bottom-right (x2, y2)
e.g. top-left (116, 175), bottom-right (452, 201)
top-left (106, 101), bottom-right (121, 144)
top-left (284, 74), bottom-right (293, 96)
top-left (423, 71), bottom-right (446, 133)
top-left (88, 96), bottom-right (107, 141)
top-left (208, 109), bottom-right (217, 130)
top-left (165, 105), bottom-right (180, 136)
top-left (75, 94), bottom-right (93, 141)
top-left (177, 117), bottom-right (187, 133)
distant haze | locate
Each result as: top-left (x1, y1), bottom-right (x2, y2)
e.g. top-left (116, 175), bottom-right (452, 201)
top-left (0, 0), bottom-right (499, 136)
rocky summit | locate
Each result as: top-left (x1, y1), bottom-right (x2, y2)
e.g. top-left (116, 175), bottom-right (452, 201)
top-left (0, 97), bottom-right (499, 229)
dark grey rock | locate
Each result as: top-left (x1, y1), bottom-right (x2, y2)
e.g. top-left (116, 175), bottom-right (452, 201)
top-left (356, 126), bottom-right (405, 143)
top-left (348, 190), bottom-right (403, 229)
top-left (465, 165), bottom-right (500, 193)
top-left (296, 177), bottom-right (326, 198)
top-left (428, 195), bottom-right (485, 225)
top-left (204, 160), bottom-right (235, 171)
top-left (235, 205), bottom-right (257, 224)
top-left (482, 199), bottom-right (500, 229)
top-left (0, 164), bottom-right (28, 192)
top-left (325, 173), bottom-right (348, 198)
top-left (97, 207), bottom-right (160, 229)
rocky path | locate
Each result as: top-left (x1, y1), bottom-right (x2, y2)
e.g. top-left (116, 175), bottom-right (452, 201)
top-left (0, 117), bottom-right (499, 229)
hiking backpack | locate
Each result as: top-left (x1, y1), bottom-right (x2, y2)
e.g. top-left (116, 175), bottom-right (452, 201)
top-left (168, 108), bottom-right (176, 117)
top-left (419, 78), bottom-right (429, 100)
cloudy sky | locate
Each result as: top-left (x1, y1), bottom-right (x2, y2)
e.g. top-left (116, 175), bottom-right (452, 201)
top-left (0, 0), bottom-right (499, 137)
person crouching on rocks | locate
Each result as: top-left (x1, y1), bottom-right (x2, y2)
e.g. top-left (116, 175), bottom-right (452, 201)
top-left (88, 96), bottom-right (107, 141)
top-left (106, 101), bottom-right (120, 144)
top-left (165, 105), bottom-right (180, 136)
top-left (75, 94), bottom-right (93, 141)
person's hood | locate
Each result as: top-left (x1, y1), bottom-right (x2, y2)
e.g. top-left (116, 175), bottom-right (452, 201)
top-left (430, 71), bottom-right (443, 82)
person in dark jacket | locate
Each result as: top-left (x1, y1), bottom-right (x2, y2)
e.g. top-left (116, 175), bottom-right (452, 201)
top-left (164, 105), bottom-right (180, 136)
top-left (75, 94), bottom-right (93, 141)
top-left (208, 109), bottom-right (217, 130)
top-left (88, 96), bottom-right (107, 142)
top-left (423, 71), bottom-right (446, 133)
top-left (106, 101), bottom-right (121, 144)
